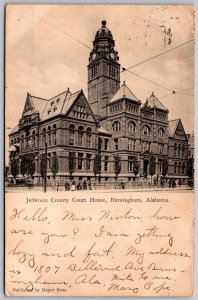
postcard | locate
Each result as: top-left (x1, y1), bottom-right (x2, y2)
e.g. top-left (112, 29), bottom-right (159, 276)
top-left (5, 4), bottom-right (194, 296)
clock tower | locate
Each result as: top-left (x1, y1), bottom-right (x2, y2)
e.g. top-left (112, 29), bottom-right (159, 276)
top-left (88, 20), bottom-right (120, 118)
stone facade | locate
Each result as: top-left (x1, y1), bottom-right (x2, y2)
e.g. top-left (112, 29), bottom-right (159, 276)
top-left (8, 20), bottom-right (192, 185)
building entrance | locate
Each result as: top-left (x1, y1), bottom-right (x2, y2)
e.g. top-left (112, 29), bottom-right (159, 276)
top-left (144, 159), bottom-right (149, 177)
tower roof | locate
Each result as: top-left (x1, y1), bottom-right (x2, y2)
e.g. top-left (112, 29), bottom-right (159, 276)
top-left (109, 81), bottom-right (140, 103)
top-left (147, 92), bottom-right (167, 111)
top-left (95, 20), bottom-right (113, 40)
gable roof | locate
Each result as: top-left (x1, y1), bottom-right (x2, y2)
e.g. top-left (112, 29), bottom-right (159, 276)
top-left (61, 90), bottom-right (81, 115)
top-left (169, 119), bottom-right (179, 137)
top-left (9, 124), bottom-right (19, 135)
top-left (147, 92), bottom-right (167, 111)
top-left (109, 81), bottom-right (140, 103)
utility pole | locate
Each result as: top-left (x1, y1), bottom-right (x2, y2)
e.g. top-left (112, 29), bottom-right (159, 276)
top-left (44, 142), bottom-right (47, 193)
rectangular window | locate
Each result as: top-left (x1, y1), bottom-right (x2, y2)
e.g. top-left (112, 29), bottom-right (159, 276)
top-left (104, 139), bottom-right (109, 150)
top-left (128, 156), bottom-right (134, 172)
top-left (78, 153), bottom-right (83, 170)
top-left (86, 154), bottom-right (91, 171)
top-left (128, 139), bottom-right (136, 151)
top-left (114, 138), bottom-right (118, 151)
top-left (53, 132), bottom-right (56, 145)
top-left (104, 156), bottom-right (109, 172)
top-left (158, 159), bottom-right (162, 173)
top-left (78, 132), bottom-right (83, 146)
top-left (69, 131), bottom-right (75, 145)
top-left (87, 134), bottom-right (91, 148)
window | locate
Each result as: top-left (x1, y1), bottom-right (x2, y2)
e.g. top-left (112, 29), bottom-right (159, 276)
top-left (128, 156), bottom-right (134, 172)
top-left (159, 143), bottom-right (164, 154)
top-left (182, 162), bottom-right (186, 175)
top-left (174, 143), bottom-right (177, 157)
top-left (86, 154), bottom-right (91, 171)
top-left (128, 121), bottom-right (136, 133)
top-left (112, 121), bottom-right (121, 132)
top-left (91, 65), bottom-right (99, 78)
top-left (78, 126), bottom-right (84, 146)
top-left (10, 139), bottom-right (13, 145)
top-left (42, 128), bottom-right (46, 147)
top-left (114, 138), bottom-right (118, 151)
top-left (104, 156), bottom-right (109, 172)
top-left (158, 159), bottom-right (162, 173)
top-left (178, 162), bottom-right (181, 174)
top-left (178, 144), bottom-right (181, 157)
top-left (32, 131), bottom-right (36, 148)
top-left (98, 138), bottom-right (102, 150)
top-left (78, 153), bottom-right (83, 170)
top-left (142, 141), bottom-right (150, 152)
top-left (143, 125), bottom-right (151, 136)
top-left (69, 124), bottom-right (75, 145)
top-left (174, 162), bottom-right (177, 174)
top-left (128, 139), bottom-right (136, 151)
top-left (21, 134), bottom-right (24, 150)
top-left (158, 128), bottom-right (165, 138)
top-left (53, 125), bottom-right (57, 145)
top-left (47, 153), bottom-right (51, 170)
top-left (86, 128), bottom-right (92, 148)
top-left (104, 139), bottom-right (109, 150)
top-left (182, 144), bottom-right (185, 157)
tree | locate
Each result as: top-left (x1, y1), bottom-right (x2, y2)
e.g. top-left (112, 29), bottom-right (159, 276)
top-left (29, 158), bottom-right (36, 178)
top-left (10, 159), bottom-right (19, 182)
top-left (162, 157), bottom-right (169, 178)
top-left (69, 152), bottom-right (76, 179)
top-left (50, 155), bottom-right (59, 179)
top-left (20, 157), bottom-right (28, 176)
top-left (93, 153), bottom-right (101, 179)
top-left (21, 156), bottom-right (35, 178)
top-left (114, 154), bottom-right (121, 179)
top-left (133, 156), bottom-right (139, 180)
top-left (149, 152), bottom-right (156, 184)
top-left (187, 158), bottom-right (193, 179)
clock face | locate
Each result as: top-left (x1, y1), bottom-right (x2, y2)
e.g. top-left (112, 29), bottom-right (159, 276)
top-left (92, 53), bottom-right (96, 60)
top-left (110, 53), bottom-right (115, 59)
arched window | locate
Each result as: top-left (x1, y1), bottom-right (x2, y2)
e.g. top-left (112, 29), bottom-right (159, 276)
top-left (178, 144), bottom-right (181, 157)
top-left (69, 124), bottom-right (75, 145)
top-left (10, 139), bottom-right (13, 145)
top-left (112, 121), bottom-right (120, 132)
top-left (47, 126), bottom-right (51, 146)
top-left (32, 130), bottom-right (36, 148)
top-left (20, 134), bottom-right (24, 150)
top-left (142, 125), bottom-right (151, 136)
top-left (42, 128), bottom-right (46, 147)
top-left (78, 126), bottom-right (84, 146)
top-left (53, 124), bottom-right (56, 145)
top-left (128, 121), bottom-right (136, 133)
top-left (174, 143), bottom-right (177, 157)
top-left (86, 128), bottom-right (92, 148)
top-left (182, 144), bottom-right (185, 157)
top-left (158, 128), bottom-right (165, 138)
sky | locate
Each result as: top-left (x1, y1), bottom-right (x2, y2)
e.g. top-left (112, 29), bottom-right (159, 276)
top-left (5, 5), bottom-right (194, 162)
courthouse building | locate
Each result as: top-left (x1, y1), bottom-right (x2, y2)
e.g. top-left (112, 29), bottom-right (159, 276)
top-left (8, 20), bottom-right (191, 185)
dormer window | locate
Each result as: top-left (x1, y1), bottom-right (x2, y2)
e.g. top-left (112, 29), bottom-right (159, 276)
top-left (51, 101), bottom-right (55, 106)
top-left (48, 109), bottom-right (51, 115)
top-left (56, 98), bottom-right (60, 103)
top-left (53, 107), bottom-right (57, 112)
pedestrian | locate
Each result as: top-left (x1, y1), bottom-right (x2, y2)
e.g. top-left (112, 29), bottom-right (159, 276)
top-left (71, 181), bottom-right (75, 191)
top-left (169, 179), bottom-right (172, 188)
top-left (57, 182), bottom-right (59, 191)
top-left (65, 181), bottom-right (70, 191)
top-left (83, 181), bottom-right (87, 190)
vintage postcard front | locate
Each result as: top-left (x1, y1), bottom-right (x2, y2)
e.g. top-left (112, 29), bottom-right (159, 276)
top-left (5, 5), bottom-right (194, 296)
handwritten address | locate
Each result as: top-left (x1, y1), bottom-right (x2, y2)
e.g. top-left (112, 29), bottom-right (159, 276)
top-left (5, 191), bottom-right (194, 296)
